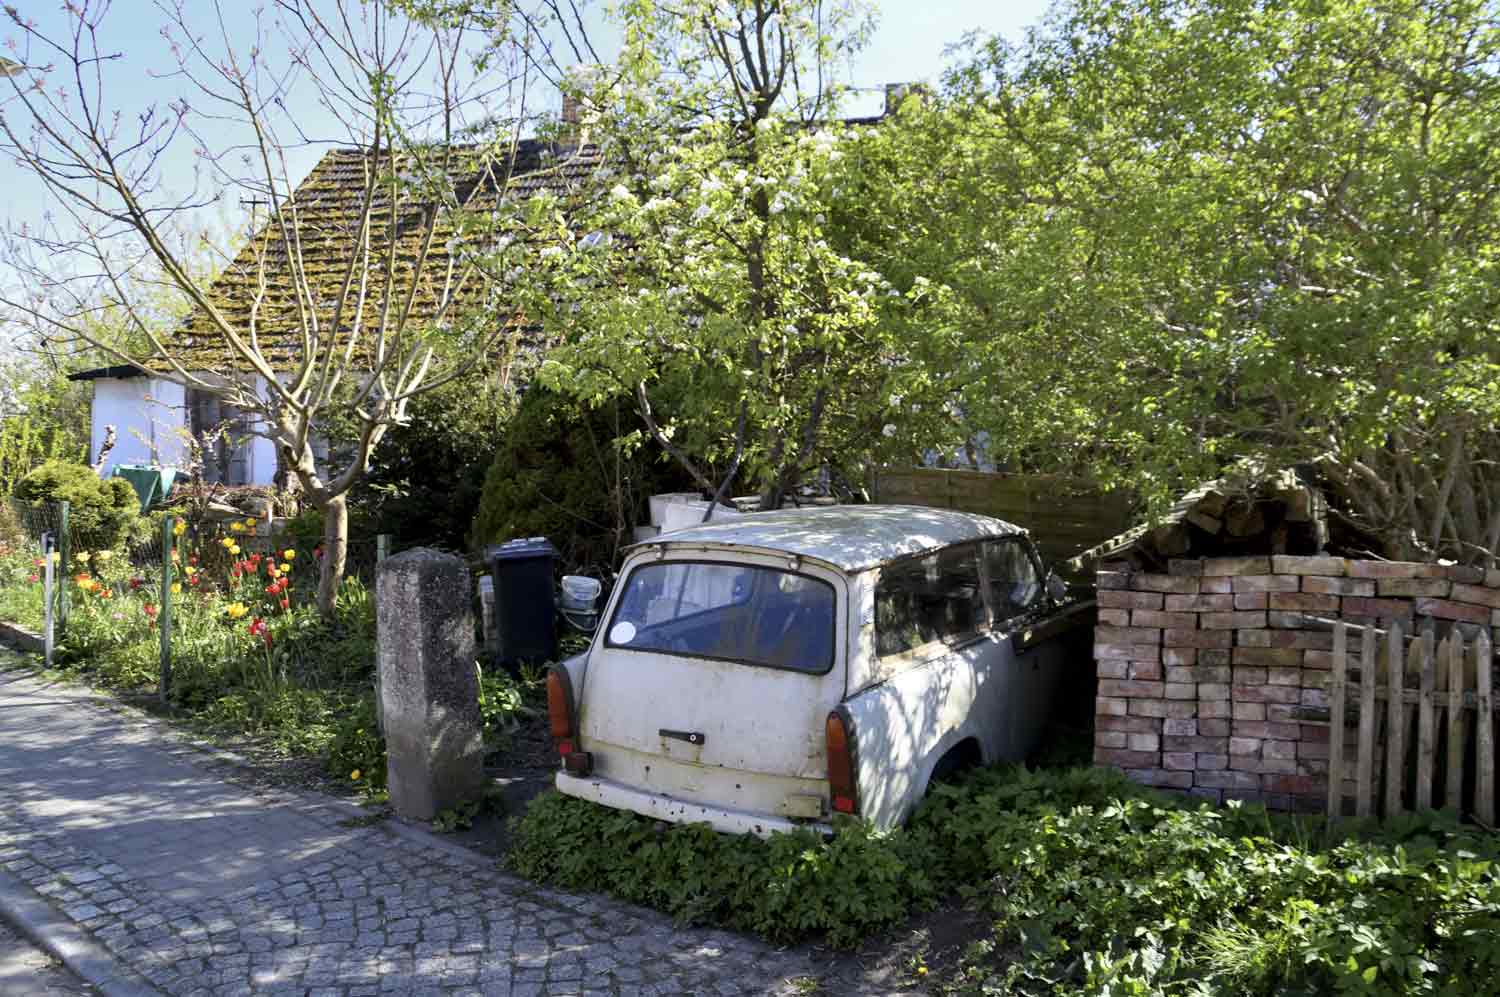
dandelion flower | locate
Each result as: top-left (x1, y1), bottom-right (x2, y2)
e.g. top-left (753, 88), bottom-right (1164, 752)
top-left (350, 769), bottom-right (362, 781)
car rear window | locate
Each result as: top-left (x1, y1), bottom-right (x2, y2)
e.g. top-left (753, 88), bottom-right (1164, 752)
top-left (604, 561), bottom-right (836, 673)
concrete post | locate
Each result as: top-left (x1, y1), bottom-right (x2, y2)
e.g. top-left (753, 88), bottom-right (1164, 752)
top-left (376, 548), bottom-right (484, 820)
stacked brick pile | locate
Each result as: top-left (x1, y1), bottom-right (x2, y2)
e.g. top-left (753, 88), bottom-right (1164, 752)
top-left (1092, 555), bottom-right (1500, 811)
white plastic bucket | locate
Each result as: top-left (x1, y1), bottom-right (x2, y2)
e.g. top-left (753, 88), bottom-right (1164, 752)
top-left (560, 574), bottom-right (601, 610)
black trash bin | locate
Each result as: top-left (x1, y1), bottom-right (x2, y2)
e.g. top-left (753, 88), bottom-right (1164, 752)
top-left (486, 537), bottom-right (558, 666)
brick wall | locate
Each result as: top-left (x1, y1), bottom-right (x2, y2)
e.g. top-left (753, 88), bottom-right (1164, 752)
top-left (1093, 555), bottom-right (1500, 811)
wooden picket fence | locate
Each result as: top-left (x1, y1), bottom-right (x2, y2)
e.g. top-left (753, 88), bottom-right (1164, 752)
top-left (1327, 620), bottom-right (1495, 823)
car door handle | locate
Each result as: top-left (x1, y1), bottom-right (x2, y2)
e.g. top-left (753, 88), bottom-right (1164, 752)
top-left (659, 729), bottom-right (706, 746)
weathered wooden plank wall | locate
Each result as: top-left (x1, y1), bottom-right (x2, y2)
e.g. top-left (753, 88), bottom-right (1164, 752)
top-left (872, 468), bottom-right (1135, 567)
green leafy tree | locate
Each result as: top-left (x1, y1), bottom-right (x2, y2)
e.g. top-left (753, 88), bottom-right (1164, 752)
top-left (492, 0), bottom-right (956, 509)
top-left (869, 0), bottom-right (1500, 563)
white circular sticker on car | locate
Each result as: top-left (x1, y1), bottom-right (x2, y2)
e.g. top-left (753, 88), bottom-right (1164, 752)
top-left (610, 621), bottom-right (637, 645)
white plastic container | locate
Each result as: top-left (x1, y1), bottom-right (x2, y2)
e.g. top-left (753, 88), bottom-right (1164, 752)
top-left (648, 492), bottom-right (702, 528)
top-left (560, 574), bottom-right (602, 610)
top-left (659, 499), bottom-right (742, 533)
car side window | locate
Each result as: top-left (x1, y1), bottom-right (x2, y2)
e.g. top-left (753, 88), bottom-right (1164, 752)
top-left (984, 538), bottom-right (1042, 625)
top-left (875, 544), bottom-right (984, 657)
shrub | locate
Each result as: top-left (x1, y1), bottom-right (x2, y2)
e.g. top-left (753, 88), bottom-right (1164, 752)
top-left (509, 765), bottom-right (1500, 991)
top-left (470, 389), bottom-right (689, 571)
top-left (13, 460), bottom-right (139, 549)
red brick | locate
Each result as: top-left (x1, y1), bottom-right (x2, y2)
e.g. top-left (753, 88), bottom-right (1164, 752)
top-left (1377, 578), bottom-right (1451, 599)
top-left (1162, 718), bottom-right (1198, 736)
top-left (1201, 576), bottom-right (1233, 593)
top-left (1124, 768), bottom-right (1195, 789)
top-left (1297, 739), bottom-right (1329, 759)
top-left (1162, 751), bottom-right (1197, 770)
top-left (1097, 570), bottom-right (1131, 589)
top-left (1202, 556), bottom-right (1272, 576)
top-left (1096, 697), bottom-right (1129, 716)
top-left (1346, 560), bottom-right (1445, 579)
top-left (1198, 682), bottom-right (1230, 701)
top-left (1127, 732), bottom-right (1160, 752)
top-left (1161, 647), bottom-right (1198, 666)
top-left (1451, 582), bottom-right (1500, 608)
top-left (1097, 626), bottom-right (1163, 645)
top-left (1416, 597), bottom-right (1492, 624)
top-left (1271, 555), bottom-right (1347, 575)
top-left (1132, 610), bottom-right (1200, 629)
top-left (1234, 592), bottom-right (1268, 610)
top-left (1128, 661), bottom-right (1163, 680)
top-left (1342, 597), bottom-right (1416, 619)
top-left (1134, 574), bottom-right (1202, 594)
top-left (1130, 699), bottom-right (1171, 718)
top-left (1202, 611), bottom-right (1268, 629)
top-left (1164, 593), bottom-right (1233, 612)
top-left (1269, 592), bottom-right (1341, 613)
top-left (1165, 701), bottom-right (1199, 718)
top-left (1097, 749), bottom-right (1160, 769)
top-left (1097, 660), bottom-right (1129, 679)
top-left (1164, 735), bottom-right (1229, 753)
top-left (1095, 731), bottom-right (1127, 748)
top-left (1263, 739), bottom-right (1298, 760)
top-left (1234, 720), bottom-right (1302, 739)
top-left (1232, 684), bottom-right (1301, 704)
top-left (1233, 701), bottom-right (1266, 721)
top-left (1233, 647), bottom-right (1303, 667)
top-left (1267, 666), bottom-right (1302, 686)
top-left (1196, 752), bottom-right (1229, 770)
top-left (1194, 666), bottom-right (1232, 684)
top-left (1098, 590), bottom-right (1164, 610)
top-left (1167, 558), bottom-right (1204, 576)
top-left (1163, 682), bottom-right (1195, 700)
top-left (1232, 574), bottom-right (1300, 593)
top-left (1165, 666), bottom-right (1197, 684)
top-left (1198, 719), bottom-right (1231, 736)
top-left (1298, 723), bottom-right (1330, 743)
top-left (1238, 629), bottom-right (1334, 650)
top-left (1165, 628), bottom-right (1233, 648)
top-left (1304, 576), bottom-right (1375, 597)
top-left (1253, 757), bottom-right (1298, 774)
top-left (1200, 649), bottom-right (1232, 665)
top-left (1234, 666), bottom-right (1268, 684)
top-left (1196, 770), bottom-right (1260, 789)
top-left (1095, 643), bottom-right (1161, 662)
top-left (1095, 714), bottom-right (1160, 733)
top-left (1262, 774), bottom-right (1321, 795)
top-left (1229, 736), bottom-right (1262, 756)
top-left (1099, 679), bottom-right (1166, 699)
top-left (1097, 608), bottom-right (1132, 627)
top-left (1199, 700), bottom-right (1231, 718)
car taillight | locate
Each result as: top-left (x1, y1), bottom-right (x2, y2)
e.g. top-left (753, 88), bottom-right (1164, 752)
top-left (547, 667), bottom-right (576, 758)
top-left (826, 709), bottom-right (858, 815)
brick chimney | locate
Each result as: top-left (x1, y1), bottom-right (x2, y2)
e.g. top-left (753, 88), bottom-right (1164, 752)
top-left (560, 64), bottom-right (604, 147)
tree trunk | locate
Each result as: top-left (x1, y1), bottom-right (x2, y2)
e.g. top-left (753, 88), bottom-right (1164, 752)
top-left (317, 492), bottom-right (349, 617)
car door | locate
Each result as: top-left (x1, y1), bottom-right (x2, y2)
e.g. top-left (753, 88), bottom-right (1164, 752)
top-left (982, 536), bottom-right (1074, 755)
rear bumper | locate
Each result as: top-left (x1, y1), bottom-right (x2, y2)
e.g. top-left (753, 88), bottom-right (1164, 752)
top-left (555, 772), bottom-right (831, 839)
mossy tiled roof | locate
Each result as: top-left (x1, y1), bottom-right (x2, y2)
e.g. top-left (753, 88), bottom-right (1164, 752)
top-left (176, 139), bottom-right (602, 370)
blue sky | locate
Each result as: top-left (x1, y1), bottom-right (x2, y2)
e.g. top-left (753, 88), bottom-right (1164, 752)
top-left (0, 0), bottom-right (1051, 277)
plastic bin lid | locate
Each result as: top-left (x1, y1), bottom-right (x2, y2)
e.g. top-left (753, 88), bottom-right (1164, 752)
top-left (485, 536), bottom-right (558, 561)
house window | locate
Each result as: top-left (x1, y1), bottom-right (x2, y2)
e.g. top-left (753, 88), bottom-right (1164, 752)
top-left (187, 388), bottom-right (250, 485)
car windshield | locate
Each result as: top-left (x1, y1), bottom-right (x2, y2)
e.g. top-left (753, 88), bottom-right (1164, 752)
top-left (604, 561), bottom-right (836, 673)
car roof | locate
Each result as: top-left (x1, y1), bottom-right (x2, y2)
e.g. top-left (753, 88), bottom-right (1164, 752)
top-left (629, 504), bottom-right (1026, 573)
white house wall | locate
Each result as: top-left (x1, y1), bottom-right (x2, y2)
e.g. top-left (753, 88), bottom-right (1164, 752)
top-left (90, 378), bottom-right (188, 477)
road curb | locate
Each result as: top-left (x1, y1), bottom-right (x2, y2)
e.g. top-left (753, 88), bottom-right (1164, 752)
top-left (0, 865), bottom-right (160, 997)
top-left (0, 620), bottom-right (44, 655)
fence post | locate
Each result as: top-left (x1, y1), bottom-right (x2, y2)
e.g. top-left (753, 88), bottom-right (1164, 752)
top-left (56, 500), bottom-right (69, 635)
top-left (159, 515), bottom-right (175, 703)
top-left (41, 531), bottom-right (55, 669)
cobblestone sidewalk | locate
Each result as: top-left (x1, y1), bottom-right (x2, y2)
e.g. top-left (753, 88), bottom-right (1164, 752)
top-left (0, 658), bottom-right (833, 996)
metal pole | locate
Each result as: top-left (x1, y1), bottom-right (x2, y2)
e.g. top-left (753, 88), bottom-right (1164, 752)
top-left (376, 534), bottom-right (391, 564)
top-left (41, 532), bottom-right (54, 669)
top-left (373, 533), bottom-right (391, 736)
top-left (159, 515), bottom-right (174, 703)
top-left (56, 500), bottom-right (69, 635)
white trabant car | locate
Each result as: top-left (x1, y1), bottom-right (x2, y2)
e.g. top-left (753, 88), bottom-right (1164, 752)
top-left (546, 504), bottom-right (1092, 835)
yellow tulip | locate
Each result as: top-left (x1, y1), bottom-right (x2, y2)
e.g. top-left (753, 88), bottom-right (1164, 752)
top-left (184, 566), bottom-right (196, 576)
top-left (244, 518), bottom-right (257, 527)
top-left (283, 549), bottom-right (296, 560)
top-left (228, 543), bottom-right (240, 556)
top-left (170, 582), bottom-right (182, 595)
top-left (279, 563), bottom-right (291, 573)
top-left (220, 537), bottom-right (235, 549)
top-left (225, 602), bottom-right (248, 620)
top-left (94, 550), bottom-right (113, 561)
top-left (230, 522), bottom-right (243, 533)
top-left (350, 769), bottom-right (361, 781)
top-left (173, 521), bottom-right (187, 536)
top-left (76, 551), bottom-right (91, 563)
